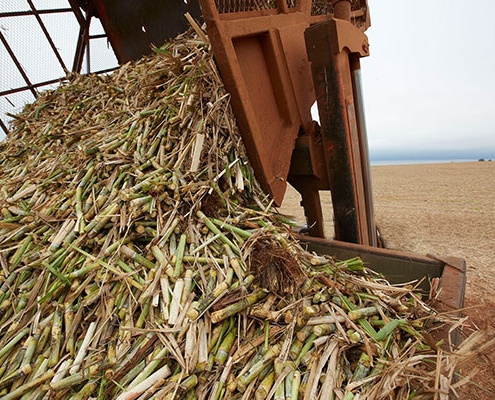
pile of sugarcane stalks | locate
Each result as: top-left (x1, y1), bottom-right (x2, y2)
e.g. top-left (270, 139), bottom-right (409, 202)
top-left (0, 27), bottom-right (491, 400)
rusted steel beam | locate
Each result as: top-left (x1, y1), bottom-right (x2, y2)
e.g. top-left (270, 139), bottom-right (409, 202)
top-left (27, 0), bottom-right (68, 73)
top-left (305, 18), bottom-right (375, 245)
top-left (299, 190), bottom-right (325, 237)
top-left (0, 78), bottom-right (63, 97)
top-left (0, 9), bottom-right (73, 18)
top-left (0, 118), bottom-right (9, 136)
top-left (67, 0), bottom-right (87, 26)
top-left (0, 30), bottom-right (37, 98)
top-left (0, 65), bottom-right (116, 99)
top-left (68, 0), bottom-right (89, 73)
top-left (350, 57), bottom-right (376, 245)
top-left (333, 0), bottom-right (352, 21)
top-left (426, 255), bottom-right (466, 347)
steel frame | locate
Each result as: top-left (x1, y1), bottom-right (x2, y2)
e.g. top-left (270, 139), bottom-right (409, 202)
top-left (199, 0), bottom-right (375, 245)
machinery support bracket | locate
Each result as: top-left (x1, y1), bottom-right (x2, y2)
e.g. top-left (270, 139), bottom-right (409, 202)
top-left (305, 18), bottom-right (376, 245)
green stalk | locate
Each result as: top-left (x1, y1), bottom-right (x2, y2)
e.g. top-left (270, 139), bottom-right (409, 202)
top-left (75, 186), bottom-right (85, 233)
top-left (158, 217), bottom-right (180, 247)
top-left (348, 306), bottom-right (379, 321)
top-left (49, 219), bottom-right (76, 251)
top-left (210, 217), bottom-right (253, 240)
top-left (274, 359), bottom-right (286, 400)
top-left (119, 245), bottom-right (155, 269)
top-left (237, 342), bottom-right (282, 393)
top-left (215, 328), bottom-right (237, 366)
top-left (9, 235), bottom-right (32, 271)
top-left (188, 281), bottom-right (228, 320)
top-left (0, 365), bottom-right (32, 391)
top-left (69, 245), bottom-right (143, 290)
top-left (336, 257), bottom-right (364, 272)
top-left (342, 391), bottom-right (355, 400)
top-left (151, 245), bottom-right (167, 267)
top-left (84, 202), bottom-right (120, 238)
top-left (71, 381), bottom-right (97, 400)
top-left (1, 370), bottom-right (54, 400)
top-left (289, 337), bottom-right (304, 361)
top-left (374, 319), bottom-right (403, 342)
top-left (352, 352), bottom-right (371, 381)
top-left (0, 329), bottom-right (29, 362)
top-left (50, 364), bottom-right (99, 391)
top-left (210, 289), bottom-right (268, 324)
top-left (340, 296), bottom-right (377, 339)
top-left (64, 303), bottom-right (75, 356)
top-left (312, 323), bottom-right (336, 337)
top-left (181, 255), bottom-right (224, 265)
top-left (98, 375), bottom-right (109, 400)
top-left (190, 233), bottom-right (221, 255)
top-left (42, 257), bottom-right (71, 287)
top-left (295, 333), bottom-right (317, 367)
top-left (135, 297), bottom-right (152, 329)
top-left (127, 346), bottom-right (169, 389)
top-left (173, 234), bottom-right (187, 278)
top-left (223, 244), bottom-right (245, 281)
top-left (209, 319), bottom-right (231, 354)
top-left (65, 262), bottom-right (99, 281)
top-left (196, 211), bottom-right (239, 255)
top-left (49, 306), bottom-right (63, 367)
top-left (116, 259), bottom-right (146, 286)
top-left (255, 370), bottom-right (274, 400)
top-left (291, 370), bottom-right (301, 400)
top-left (21, 335), bottom-right (38, 367)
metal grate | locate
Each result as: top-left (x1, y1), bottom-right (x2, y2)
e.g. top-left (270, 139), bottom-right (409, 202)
top-left (311, 0), bottom-right (333, 16)
top-left (214, 0), bottom-right (301, 13)
top-left (311, 0), bottom-right (367, 17)
top-left (286, 0), bottom-right (298, 8)
top-left (214, 0), bottom-right (277, 13)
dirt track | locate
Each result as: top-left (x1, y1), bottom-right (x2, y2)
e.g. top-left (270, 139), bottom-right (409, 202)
top-left (280, 161), bottom-right (495, 398)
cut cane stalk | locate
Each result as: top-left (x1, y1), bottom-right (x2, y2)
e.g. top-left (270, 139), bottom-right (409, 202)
top-left (69, 321), bottom-right (97, 374)
top-left (210, 289), bottom-right (268, 324)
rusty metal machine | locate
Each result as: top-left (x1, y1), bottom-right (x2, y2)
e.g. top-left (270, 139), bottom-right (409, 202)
top-left (2, 0), bottom-right (466, 330)
top-left (199, 0), bottom-right (375, 246)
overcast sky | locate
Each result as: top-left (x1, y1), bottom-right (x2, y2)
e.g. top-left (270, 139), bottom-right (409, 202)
top-left (2, 0), bottom-right (495, 162)
top-left (361, 0), bottom-right (495, 161)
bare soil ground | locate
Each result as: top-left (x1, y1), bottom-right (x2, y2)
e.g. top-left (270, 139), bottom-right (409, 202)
top-left (280, 161), bottom-right (495, 399)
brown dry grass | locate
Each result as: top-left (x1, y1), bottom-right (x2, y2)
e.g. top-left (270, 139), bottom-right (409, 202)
top-left (280, 161), bottom-right (495, 399)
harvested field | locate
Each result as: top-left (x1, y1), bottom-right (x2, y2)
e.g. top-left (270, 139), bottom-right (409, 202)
top-left (281, 160), bottom-right (495, 399)
top-left (372, 161), bottom-right (495, 400)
